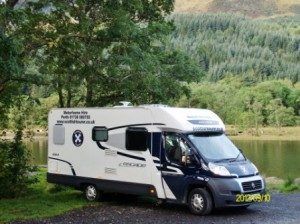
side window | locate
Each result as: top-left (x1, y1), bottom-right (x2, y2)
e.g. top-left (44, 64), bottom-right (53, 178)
top-left (126, 127), bottom-right (148, 151)
top-left (53, 124), bottom-right (65, 145)
top-left (92, 126), bottom-right (108, 142)
top-left (165, 134), bottom-right (191, 164)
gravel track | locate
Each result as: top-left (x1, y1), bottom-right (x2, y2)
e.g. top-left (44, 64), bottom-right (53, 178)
top-left (11, 193), bottom-right (300, 224)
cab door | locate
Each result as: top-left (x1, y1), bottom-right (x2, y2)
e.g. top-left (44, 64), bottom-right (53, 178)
top-left (160, 132), bottom-right (198, 202)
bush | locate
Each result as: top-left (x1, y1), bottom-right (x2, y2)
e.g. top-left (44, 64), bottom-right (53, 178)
top-left (0, 137), bottom-right (38, 199)
top-left (280, 177), bottom-right (300, 193)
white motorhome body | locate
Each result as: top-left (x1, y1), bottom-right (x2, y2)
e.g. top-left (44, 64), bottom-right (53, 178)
top-left (47, 105), bottom-right (266, 215)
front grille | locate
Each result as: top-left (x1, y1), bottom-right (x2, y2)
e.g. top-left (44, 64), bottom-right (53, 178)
top-left (242, 180), bottom-right (262, 192)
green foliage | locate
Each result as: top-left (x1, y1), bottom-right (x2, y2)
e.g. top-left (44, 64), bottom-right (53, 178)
top-left (0, 5), bottom-right (24, 127)
top-left (267, 99), bottom-right (296, 128)
top-left (169, 13), bottom-right (300, 84)
top-left (0, 168), bottom-right (94, 223)
top-left (0, 102), bottom-right (38, 199)
top-left (178, 79), bottom-right (299, 128)
top-left (280, 177), bottom-right (300, 193)
top-left (0, 141), bottom-right (36, 199)
top-left (21, 0), bottom-right (200, 107)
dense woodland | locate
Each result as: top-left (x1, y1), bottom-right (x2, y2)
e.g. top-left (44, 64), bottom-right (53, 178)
top-left (169, 14), bottom-right (300, 83)
top-left (169, 14), bottom-right (300, 129)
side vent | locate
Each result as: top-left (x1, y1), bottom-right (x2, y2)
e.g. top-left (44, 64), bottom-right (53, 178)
top-left (105, 149), bottom-right (117, 157)
top-left (105, 167), bottom-right (117, 175)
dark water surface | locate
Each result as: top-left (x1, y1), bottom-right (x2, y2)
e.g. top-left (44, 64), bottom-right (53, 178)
top-left (233, 140), bottom-right (300, 179)
top-left (25, 138), bottom-right (300, 179)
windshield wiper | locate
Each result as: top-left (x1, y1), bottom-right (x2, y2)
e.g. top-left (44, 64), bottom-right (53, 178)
top-left (214, 152), bottom-right (244, 163)
top-left (229, 152), bottom-right (243, 163)
top-left (214, 158), bottom-right (235, 163)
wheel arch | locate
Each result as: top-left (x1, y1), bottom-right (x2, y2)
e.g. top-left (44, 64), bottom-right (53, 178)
top-left (79, 182), bottom-right (97, 191)
top-left (184, 184), bottom-right (215, 207)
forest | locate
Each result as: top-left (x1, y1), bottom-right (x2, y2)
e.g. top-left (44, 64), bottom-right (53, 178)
top-left (169, 13), bottom-right (300, 129)
top-left (169, 13), bottom-right (300, 83)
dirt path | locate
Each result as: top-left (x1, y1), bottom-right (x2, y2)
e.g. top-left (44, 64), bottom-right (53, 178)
top-left (11, 193), bottom-right (300, 224)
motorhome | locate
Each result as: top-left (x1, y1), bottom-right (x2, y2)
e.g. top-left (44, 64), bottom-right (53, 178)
top-left (47, 104), bottom-right (266, 215)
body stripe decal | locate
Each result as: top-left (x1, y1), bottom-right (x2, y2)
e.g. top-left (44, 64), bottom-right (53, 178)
top-left (96, 141), bottom-right (108, 150)
top-left (48, 157), bottom-right (76, 176)
top-left (108, 123), bottom-right (165, 131)
top-left (117, 152), bottom-right (146, 161)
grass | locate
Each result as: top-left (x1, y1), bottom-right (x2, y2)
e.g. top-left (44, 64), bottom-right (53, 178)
top-left (280, 177), bottom-right (300, 193)
top-left (1, 170), bottom-right (299, 223)
top-left (265, 176), bottom-right (300, 193)
top-left (0, 169), bottom-right (96, 223)
top-left (227, 126), bottom-right (300, 141)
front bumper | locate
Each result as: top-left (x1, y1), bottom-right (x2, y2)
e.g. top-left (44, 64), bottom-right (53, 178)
top-left (207, 175), bottom-right (266, 208)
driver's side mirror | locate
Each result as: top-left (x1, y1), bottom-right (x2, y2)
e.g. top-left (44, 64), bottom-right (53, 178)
top-left (182, 154), bottom-right (197, 166)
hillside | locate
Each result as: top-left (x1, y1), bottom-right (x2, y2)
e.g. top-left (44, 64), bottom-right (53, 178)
top-left (168, 13), bottom-right (300, 83)
top-left (175, 0), bottom-right (300, 18)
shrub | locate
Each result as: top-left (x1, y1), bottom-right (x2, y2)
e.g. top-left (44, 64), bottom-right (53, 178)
top-left (280, 177), bottom-right (300, 193)
top-left (0, 135), bottom-right (37, 199)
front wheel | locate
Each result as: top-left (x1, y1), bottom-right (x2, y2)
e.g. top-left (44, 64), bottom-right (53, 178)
top-left (188, 188), bottom-right (213, 215)
top-left (84, 184), bottom-right (102, 202)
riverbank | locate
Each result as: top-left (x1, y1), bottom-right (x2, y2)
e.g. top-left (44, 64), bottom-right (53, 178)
top-left (226, 126), bottom-right (300, 141)
top-left (0, 128), bottom-right (47, 139)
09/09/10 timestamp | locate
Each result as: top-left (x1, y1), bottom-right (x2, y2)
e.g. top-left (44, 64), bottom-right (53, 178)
top-left (236, 194), bottom-right (271, 203)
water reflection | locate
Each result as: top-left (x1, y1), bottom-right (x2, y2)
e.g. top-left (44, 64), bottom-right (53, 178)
top-left (24, 138), bottom-right (48, 166)
top-left (233, 140), bottom-right (300, 179)
top-left (25, 138), bottom-right (300, 179)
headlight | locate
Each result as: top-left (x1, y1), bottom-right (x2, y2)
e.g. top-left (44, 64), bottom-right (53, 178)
top-left (208, 162), bottom-right (231, 176)
top-left (252, 163), bottom-right (259, 174)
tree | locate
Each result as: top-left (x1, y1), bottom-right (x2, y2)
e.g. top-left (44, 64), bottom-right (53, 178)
top-left (0, 2), bottom-right (25, 124)
top-left (0, 1), bottom-right (38, 198)
top-left (26, 0), bottom-right (202, 107)
top-left (0, 0), bottom-right (44, 125)
top-left (267, 98), bottom-right (296, 131)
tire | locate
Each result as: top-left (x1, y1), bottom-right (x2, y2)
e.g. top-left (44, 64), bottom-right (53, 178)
top-left (188, 188), bottom-right (213, 215)
top-left (84, 184), bottom-right (102, 202)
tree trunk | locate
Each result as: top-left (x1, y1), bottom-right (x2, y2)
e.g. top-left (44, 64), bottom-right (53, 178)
top-left (66, 74), bottom-right (72, 107)
top-left (86, 77), bottom-right (93, 107)
top-left (57, 74), bottom-right (64, 108)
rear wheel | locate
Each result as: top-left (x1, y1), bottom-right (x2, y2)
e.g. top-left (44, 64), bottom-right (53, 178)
top-left (84, 184), bottom-right (102, 202)
top-left (188, 188), bottom-right (213, 215)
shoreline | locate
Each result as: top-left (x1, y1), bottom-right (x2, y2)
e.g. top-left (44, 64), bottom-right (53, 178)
top-left (226, 126), bottom-right (300, 141)
top-left (229, 135), bottom-right (300, 141)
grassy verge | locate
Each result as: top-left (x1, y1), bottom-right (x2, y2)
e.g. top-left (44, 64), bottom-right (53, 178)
top-left (227, 126), bottom-right (300, 141)
top-left (279, 178), bottom-right (300, 193)
top-left (0, 169), bottom-right (95, 223)
top-left (266, 177), bottom-right (300, 193)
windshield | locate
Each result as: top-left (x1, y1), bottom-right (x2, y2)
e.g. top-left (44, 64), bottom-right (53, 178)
top-left (187, 133), bottom-right (244, 162)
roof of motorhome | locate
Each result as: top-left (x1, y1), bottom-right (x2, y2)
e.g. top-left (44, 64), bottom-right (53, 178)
top-left (144, 106), bottom-right (225, 132)
top-left (49, 106), bottom-right (225, 132)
